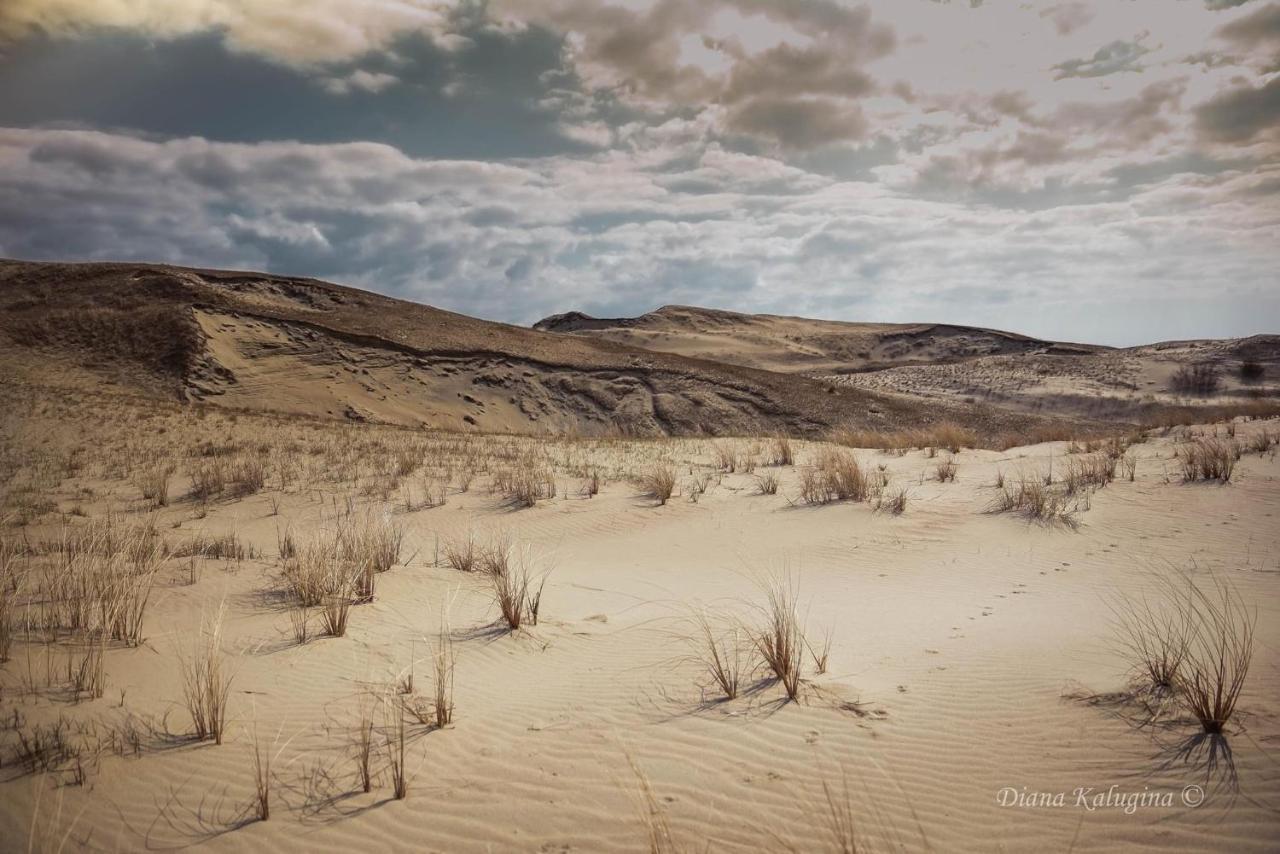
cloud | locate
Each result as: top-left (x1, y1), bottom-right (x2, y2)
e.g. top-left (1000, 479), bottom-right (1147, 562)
top-left (1215, 1), bottom-right (1280, 49)
top-left (0, 0), bottom-right (460, 65)
top-left (1041, 3), bottom-right (1095, 36)
top-left (1052, 37), bottom-right (1151, 79)
top-left (1, 126), bottom-right (1275, 344)
top-left (1194, 75), bottom-right (1280, 142)
top-left (322, 70), bottom-right (400, 95)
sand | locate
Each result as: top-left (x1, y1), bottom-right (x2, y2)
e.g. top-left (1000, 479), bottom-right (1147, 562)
top-left (2, 398), bottom-right (1278, 852)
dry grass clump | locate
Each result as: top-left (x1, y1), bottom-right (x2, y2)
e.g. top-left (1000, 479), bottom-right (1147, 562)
top-left (386, 702), bottom-right (408, 800)
top-left (769, 434), bottom-right (794, 466)
top-left (491, 550), bottom-right (547, 631)
top-left (750, 575), bottom-right (806, 700)
top-left (799, 448), bottom-right (868, 505)
top-left (134, 465), bottom-right (172, 509)
top-left (638, 463), bottom-right (678, 505)
top-left (432, 629), bottom-right (455, 727)
top-left (988, 477), bottom-right (1073, 524)
top-left (1175, 577), bottom-right (1255, 734)
top-left (178, 604), bottom-right (233, 744)
top-left (281, 539), bottom-right (362, 636)
top-left (493, 454), bottom-right (556, 507)
top-left (1109, 590), bottom-right (1190, 692)
top-left (689, 610), bottom-right (751, 701)
top-left (1170, 364), bottom-right (1221, 396)
top-left (1176, 438), bottom-right (1238, 482)
top-left (874, 487), bottom-right (908, 515)
top-left (934, 458), bottom-right (957, 482)
top-left (1062, 452), bottom-right (1116, 495)
top-left (755, 472), bottom-right (779, 495)
top-left (832, 422), bottom-right (977, 453)
top-left (713, 442), bottom-right (740, 472)
top-left (26, 516), bottom-right (164, 646)
top-left (1110, 573), bottom-right (1255, 734)
top-left (174, 532), bottom-right (254, 561)
top-left (279, 507), bottom-right (401, 624)
top-left (335, 506), bottom-right (404, 576)
top-left (1, 539), bottom-right (25, 662)
top-left (1246, 430), bottom-right (1276, 454)
top-left (188, 454), bottom-right (267, 501)
top-left (443, 532), bottom-right (479, 573)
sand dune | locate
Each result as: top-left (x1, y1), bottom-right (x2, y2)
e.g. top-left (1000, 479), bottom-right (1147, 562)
top-left (1, 260), bottom-right (1067, 441)
top-left (536, 306), bottom-right (1280, 426)
top-left (0, 380), bottom-right (1278, 852)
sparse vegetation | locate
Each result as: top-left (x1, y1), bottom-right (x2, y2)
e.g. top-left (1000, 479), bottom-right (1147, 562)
top-left (1176, 438), bottom-right (1238, 482)
top-left (1170, 364), bottom-right (1221, 396)
top-left (178, 603), bottom-right (233, 744)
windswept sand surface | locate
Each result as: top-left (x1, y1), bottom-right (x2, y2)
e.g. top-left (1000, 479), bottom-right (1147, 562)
top-left (1, 395), bottom-right (1278, 852)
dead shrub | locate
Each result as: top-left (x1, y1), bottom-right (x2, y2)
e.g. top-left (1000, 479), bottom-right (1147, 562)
top-left (1169, 364), bottom-right (1220, 396)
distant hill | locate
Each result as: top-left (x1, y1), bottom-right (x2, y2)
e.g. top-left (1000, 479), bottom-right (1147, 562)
top-left (534, 305), bottom-right (1107, 374)
top-left (0, 260), bottom-right (1052, 439)
top-left (535, 305), bottom-right (1278, 423)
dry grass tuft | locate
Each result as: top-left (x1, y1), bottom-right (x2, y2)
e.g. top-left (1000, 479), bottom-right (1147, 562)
top-left (1176, 438), bottom-right (1238, 482)
top-left (755, 472), bottom-right (779, 495)
top-left (934, 458), bottom-right (957, 482)
top-left (799, 448), bottom-right (869, 505)
top-left (178, 603), bottom-right (233, 744)
top-left (638, 464), bottom-right (677, 505)
top-left (444, 532), bottom-right (479, 573)
top-left (689, 610), bottom-right (751, 701)
top-left (490, 548), bottom-right (547, 631)
top-left (750, 575), bottom-right (805, 701)
top-left (430, 626), bottom-right (455, 727)
top-left (1174, 576), bottom-right (1255, 734)
top-left (1109, 589), bottom-right (1190, 692)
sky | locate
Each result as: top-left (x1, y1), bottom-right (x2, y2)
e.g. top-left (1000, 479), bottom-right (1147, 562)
top-left (0, 1), bottom-right (1277, 346)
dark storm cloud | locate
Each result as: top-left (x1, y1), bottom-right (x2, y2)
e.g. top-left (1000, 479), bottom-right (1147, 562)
top-left (1216, 1), bottom-right (1280, 45)
top-left (1195, 75), bottom-right (1280, 142)
top-left (0, 26), bottom-right (594, 159)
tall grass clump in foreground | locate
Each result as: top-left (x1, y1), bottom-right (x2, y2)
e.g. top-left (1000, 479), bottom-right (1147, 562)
top-left (1176, 438), bottom-right (1238, 482)
top-left (1174, 576), bottom-right (1255, 733)
top-left (689, 610), bottom-right (751, 701)
top-left (178, 603), bottom-right (234, 744)
top-left (799, 448), bottom-right (868, 505)
top-left (750, 575), bottom-right (805, 700)
top-left (638, 463), bottom-right (677, 505)
top-left (431, 626), bottom-right (454, 727)
top-left (1108, 589), bottom-right (1190, 692)
top-left (386, 701), bottom-right (408, 800)
top-left (490, 546), bottom-right (547, 630)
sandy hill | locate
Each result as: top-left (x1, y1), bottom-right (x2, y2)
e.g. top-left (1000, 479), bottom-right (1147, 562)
top-left (0, 259), bottom-right (1055, 439)
top-left (534, 305), bottom-right (1106, 374)
top-left (536, 306), bottom-right (1280, 423)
